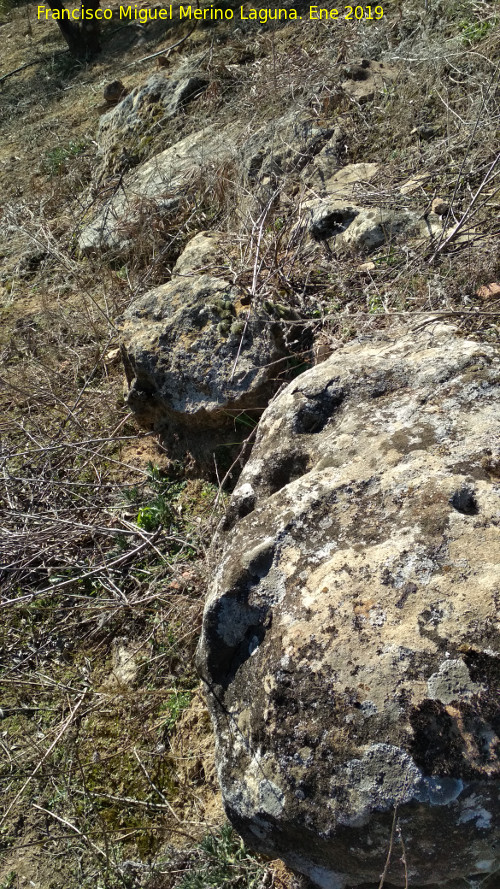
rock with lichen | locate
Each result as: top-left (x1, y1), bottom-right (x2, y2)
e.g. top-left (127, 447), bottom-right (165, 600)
top-left (341, 58), bottom-right (399, 105)
top-left (197, 322), bottom-right (500, 889)
top-left (119, 262), bottom-right (308, 468)
top-left (97, 69), bottom-right (208, 177)
top-left (78, 125), bottom-right (236, 254)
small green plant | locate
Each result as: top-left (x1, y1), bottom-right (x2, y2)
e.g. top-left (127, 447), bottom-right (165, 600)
top-left (266, 215), bottom-right (285, 234)
top-left (136, 503), bottom-right (167, 532)
top-left (232, 411), bottom-right (259, 430)
top-left (123, 484), bottom-right (141, 504)
top-left (135, 463), bottom-right (185, 533)
top-left (328, 298), bottom-right (342, 312)
top-left (43, 140), bottom-right (88, 176)
top-left (176, 824), bottom-right (265, 889)
top-left (286, 354), bottom-right (312, 379)
top-left (367, 292), bottom-right (384, 314)
top-left (161, 690), bottom-right (192, 731)
top-left (459, 18), bottom-right (495, 44)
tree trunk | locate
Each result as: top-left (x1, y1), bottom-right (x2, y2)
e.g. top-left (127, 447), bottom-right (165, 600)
top-left (47, 0), bottom-right (101, 59)
top-left (80, 0), bottom-right (101, 58)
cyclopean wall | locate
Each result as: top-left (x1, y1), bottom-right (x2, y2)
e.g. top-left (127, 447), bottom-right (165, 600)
top-left (197, 321), bottom-right (500, 889)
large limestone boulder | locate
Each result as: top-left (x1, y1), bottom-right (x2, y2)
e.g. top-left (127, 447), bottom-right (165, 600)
top-left (97, 68), bottom-right (208, 177)
top-left (79, 107), bottom-right (337, 254)
top-left (302, 163), bottom-right (443, 251)
top-left (119, 269), bottom-right (306, 466)
top-left (197, 322), bottom-right (500, 888)
top-left (78, 126), bottom-right (236, 253)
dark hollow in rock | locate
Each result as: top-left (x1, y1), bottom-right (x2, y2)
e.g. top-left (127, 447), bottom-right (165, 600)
top-left (265, 451), bottom-right (309, 496)
top-left (310, 208), bottom-right (358, 241)
top-left (294, 386), bottom-right (345, 434)
top-left (450, 486), bottom-right (479, 515)
top-left (197, 323), bottom-right (500, 889)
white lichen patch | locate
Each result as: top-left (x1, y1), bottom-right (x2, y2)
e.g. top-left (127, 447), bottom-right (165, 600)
top-left (427, 659), bottom-right (484, 705)
top-left (335, 745), bottom-right (422, 825)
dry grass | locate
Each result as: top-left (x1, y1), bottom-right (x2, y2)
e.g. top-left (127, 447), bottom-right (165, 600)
top-left (0, 1), bottom-right (499, 887)
top-left (0, 162), bottom-right (229, 889)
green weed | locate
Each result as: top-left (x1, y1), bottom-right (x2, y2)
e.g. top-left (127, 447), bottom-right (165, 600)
top-left (175, 824), bottom-right (265, 889)
top-left (160, 690), bottom-right (193, 731)
top-left (459, 18), bottom-right (495, 44)
top-left (286, 354), bottom-right (312, 379)
top-left (368, 293), bottom-right (384, 314)
top-left (232, 411), bottom-right (259, 430)
top-left (134, 463), bottom-right (186, 533)
top-left (43, 140), bottom-right (89, 176)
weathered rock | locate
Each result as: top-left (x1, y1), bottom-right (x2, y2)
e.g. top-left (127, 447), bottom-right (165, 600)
top-left (172, 231), bottom-right (222, 277)
top-left (97, 70), bottom-right (208, 177)
top-left (307, 201), bottom-right (443, 251)
top-left (302, 156), bottom-right (374, 197)
top-left (399, 174), bottom-right (431, 196)
top-left (103, 79), bottom-right (128, 104)
top-left (78, 126), bottom-right (236, 253)
top-left (323, 162), bottom-right (378, 199)
top-left (82, 100), bottom-right (340, 254)
top-left (301, 163), bottom-right (444, 251)
top-left (308, 202), bottom-right (421, 250)
top-left (300, 128), bottom-right (343, 192)
top-left (120, 272), bottom-right (306, 465)
top-left (431, 197), bottom-right (449, 217)
top-left (341, 59), bottom-right (398, 105)
top-left (240, 111), bottom-right (337, 187)
top-left (80, 103), bottom-right (344, 255)
top-left (197, 322), bottom-right (500, 888)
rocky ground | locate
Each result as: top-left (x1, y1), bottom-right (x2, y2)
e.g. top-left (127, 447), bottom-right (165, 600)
top-left (0, 1), bottom-right (498, 887)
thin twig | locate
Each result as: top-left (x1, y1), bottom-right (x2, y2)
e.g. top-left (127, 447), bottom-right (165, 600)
top-left (0, 52), bottom-right (68, 84)
top-left (378, 807), bottom-right (398, 889)
top-left (32, 803), bottom-right (106, 859)
top-left (229, 191), bottom-right (279, 383)
top-left (73, 787), bottom-right (198, 823)
top-left (0, 695), bottom-right (85, 827)
top-left (132, 747), bottom-right (180, 820)
top-left (430, 152), bottom-right (500, 260)
top-left (396, 821), bottom-right (409, 889)
top-left (125, 24), bottom-right (196, 67)
top-left (0, 528), bottom-right (162, 607)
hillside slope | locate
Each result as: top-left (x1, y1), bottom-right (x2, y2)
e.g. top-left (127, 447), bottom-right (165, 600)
top-left (0, 1), bottom-right (498, 887)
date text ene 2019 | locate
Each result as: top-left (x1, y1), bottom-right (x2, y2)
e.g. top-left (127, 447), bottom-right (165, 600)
top-left (310, 6), bottom-right (384, 19)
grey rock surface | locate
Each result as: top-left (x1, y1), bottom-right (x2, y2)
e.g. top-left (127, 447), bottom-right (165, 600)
top-left (119, 270), bottom-right (305, 465)
top-left (197, 322), bottom-right (500, 888)
top-left (78, 126), bottom-right (236, 253)
top-left (307, 201), bottom-right (442, 251)
top-left (97, 70), bottom-right (208, 177)
top-left (302, 158), bottom-right (376, 197)
top-left (240, 110), bottom-right (338, 186)
top-left (341, 59), bottom-right (399, 105)
top-left (302, 163), bottom-right (442, 251)
top-left (80, 107), bottom-right (338, 253)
